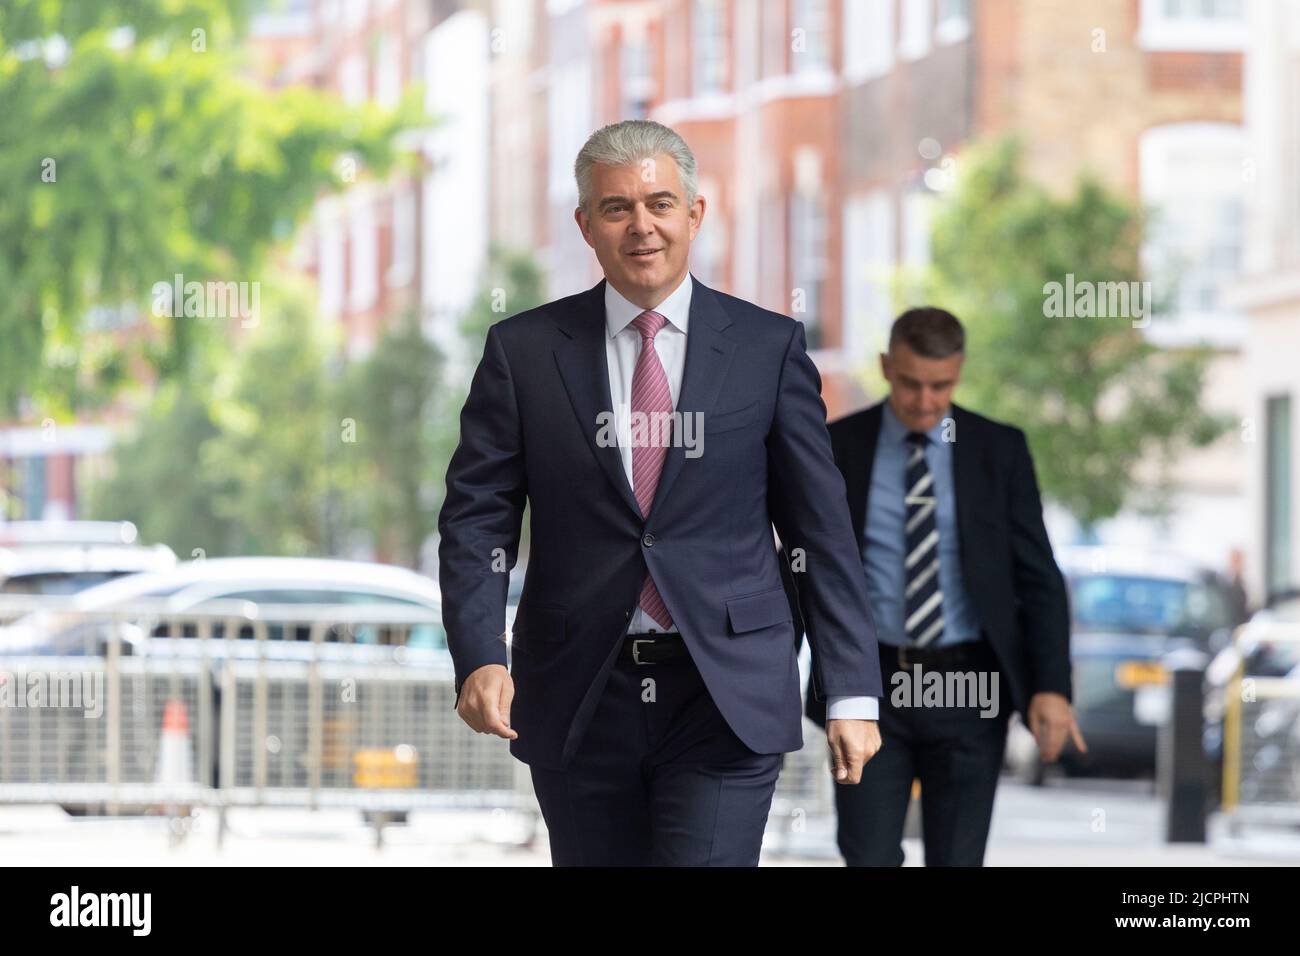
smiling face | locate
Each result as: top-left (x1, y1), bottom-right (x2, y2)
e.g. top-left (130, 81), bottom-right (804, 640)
top-left (880, 341), bottom-right (965, 434)
top-left (574, 152), bottom-right (705, 310)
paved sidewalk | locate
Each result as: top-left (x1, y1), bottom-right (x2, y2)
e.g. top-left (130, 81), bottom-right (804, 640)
top-left (2, 794), bottom-right (1297, 865)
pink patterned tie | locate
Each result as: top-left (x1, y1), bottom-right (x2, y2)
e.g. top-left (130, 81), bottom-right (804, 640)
top-left (629, 309), bottom-right (674, 630)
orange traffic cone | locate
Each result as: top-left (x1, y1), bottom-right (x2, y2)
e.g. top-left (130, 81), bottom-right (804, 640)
top-left (153, 699), bottom-right (194, 820)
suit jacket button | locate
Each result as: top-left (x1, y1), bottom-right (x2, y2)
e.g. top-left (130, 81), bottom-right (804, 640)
top-left (642, 533), bottom-right (655, 547)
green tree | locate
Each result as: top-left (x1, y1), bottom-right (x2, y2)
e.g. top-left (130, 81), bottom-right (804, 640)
top-left (0, 0), bottom-right (416, 416)
top-left (82, 373), bottom-right (238, 560)
top-left (922, 137), bottom-right (1230, 530)
top-left (86, 281), bottom-right (348, 557)
top-left (338, 310), bottom-right (449, 569)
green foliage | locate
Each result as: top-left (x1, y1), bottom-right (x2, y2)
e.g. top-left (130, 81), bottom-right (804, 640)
top-left (338, 310), bottom-right (449, 569)
top-left (0, 0), bottom-right (418, 417)
top-left (923, 137), bottom-right (1232, 529)
top-left (85, 280), bottom-right (345, 557)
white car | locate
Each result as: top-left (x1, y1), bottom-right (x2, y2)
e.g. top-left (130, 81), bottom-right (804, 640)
top-left (0, 556), bottom-right (460, 662)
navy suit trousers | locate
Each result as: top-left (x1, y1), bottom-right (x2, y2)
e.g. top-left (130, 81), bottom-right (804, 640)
top-left (834, 637), bottom-right (1011, 866)
top-left (528, 646), bottom-right (783, 866)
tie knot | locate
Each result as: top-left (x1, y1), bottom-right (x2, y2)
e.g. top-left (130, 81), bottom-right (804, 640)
top-left (906, 431), bottom-right (928, 447)
top-left (631, 310), bottom-right (667, 340)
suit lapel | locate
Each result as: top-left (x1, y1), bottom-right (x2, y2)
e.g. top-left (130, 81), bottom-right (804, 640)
top-left (951, 403), bottom-right (980, 570)
top-left (551, 273), bottom-right (737, 522)
top-left (553, 278), bottom-right (643, 518)
top-left (647, 275), bottom-right (736, 516)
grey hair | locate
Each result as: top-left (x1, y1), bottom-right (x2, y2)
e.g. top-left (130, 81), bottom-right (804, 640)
top-left (574, 119), bottom-right (698, 215)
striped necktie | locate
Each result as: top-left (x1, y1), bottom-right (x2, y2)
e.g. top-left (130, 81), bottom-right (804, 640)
top-left (903, 430), bottom-right (944, 646)
top-left (629, 309), bottom-right (674, 630)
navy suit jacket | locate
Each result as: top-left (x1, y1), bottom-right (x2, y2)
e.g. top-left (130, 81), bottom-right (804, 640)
top-left (437, 272), bottom-right (883, 769)
top-left (804, 401), bottom-right (1072, 729)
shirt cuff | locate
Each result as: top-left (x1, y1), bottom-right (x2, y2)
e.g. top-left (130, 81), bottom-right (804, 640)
top-left (826, 695), bottom-right (879, 721)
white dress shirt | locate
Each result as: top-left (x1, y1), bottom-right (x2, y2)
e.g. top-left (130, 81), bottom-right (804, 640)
top-left (603, 272), bottom-right (878, 722)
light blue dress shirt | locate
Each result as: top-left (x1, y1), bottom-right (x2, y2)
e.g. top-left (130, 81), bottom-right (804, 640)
top-left (863, 402), bottom-right (980, 648)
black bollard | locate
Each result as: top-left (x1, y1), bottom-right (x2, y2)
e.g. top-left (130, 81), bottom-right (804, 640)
top-left (1159, 647), bottom-right (1209, 843)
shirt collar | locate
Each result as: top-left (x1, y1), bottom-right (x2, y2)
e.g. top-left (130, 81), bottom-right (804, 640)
top-left (605, 271), bottom-right (692, 340)
top-left (881, 400), bottom-right (951, 446)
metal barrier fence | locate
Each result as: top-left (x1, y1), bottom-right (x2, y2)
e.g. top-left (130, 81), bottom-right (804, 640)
top-left (0, 596), bottom-right (836, 848)
top-left (0, 598), bottom-right (534, 828)
top-left (1220, 617), bottom-right (1300, 833)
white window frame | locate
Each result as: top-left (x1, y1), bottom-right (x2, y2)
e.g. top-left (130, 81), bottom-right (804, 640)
top-left (935, 0), bottom-right (971, 45)
top-left (348, 191), bottom-right (379, 313)
top-left (1136, 0), bottom-right (1247, 52)
top-left (792, 0), bottom-right (831, 74)
top-left (844, 0), bottom-right (895, 83)
top-left (1139, 121), bottom-right (1246, 345)
top-left (899, 0), bottom-right (933, 61)
top-left (693, 0), bottom-right (729, 95)
top-left (843, 188), bottom-right (896, 361)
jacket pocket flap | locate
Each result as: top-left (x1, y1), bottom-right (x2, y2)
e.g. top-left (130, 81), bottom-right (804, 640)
top-left (726, 586), bottom-right (793, 634)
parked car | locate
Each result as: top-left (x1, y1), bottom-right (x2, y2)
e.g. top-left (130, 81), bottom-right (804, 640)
top-left (1006, 545), bottom-right (1245, 783)
top-left (0, 541), bottom-right (177, 597)
top-left (1203, 593), bottom-right (1300, 808)
top-left (0, 520), bottom-right (146, 547)
top-left (0, 556), bottom-right (452, 661)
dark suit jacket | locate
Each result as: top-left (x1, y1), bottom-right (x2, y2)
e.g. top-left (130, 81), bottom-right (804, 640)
top-left (803, 401), bottom-right (1071, 728)
top-left (438, 273), bottom-right (883, 769)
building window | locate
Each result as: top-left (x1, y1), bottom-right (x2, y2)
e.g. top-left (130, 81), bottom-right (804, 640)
top-left (762, 0), bottom-right (787, 78)
top-left (1139, 122), bottom-right (1245, 344)
top-left (349, 194), bottom-right (378, 312)
top-left (791, 191), bottom-right (828, 350)
top-left (760, 189), bottom-right (787, 317)
top-left (345, 0), bottom-right (369, 30)
top-left (22, 455), bottom-right (46, 520)
top-left (843, 188), bottom-right (895, 360)
top-left (375, 33), bottom-right (401, 109)
top-left (901, 186), bottom-right (934, 266)
top-left (387, 183), bottom-right (416, 289)
top-left (318, 200), bottom-right (345, 319)
top-left (1265, 395), bottom-right (1293, 598)
top-left (694, 0), bottom-right (728, 95)
top-left (692, 178), bottom-right (723, 285)
top-left (899, 0), bottom-right (933, 61)
top-left (792, 0), bottom-right (830, 73)
top-left (340, 53), bottom-right (368, 105)
top-left (843, 0), bottom-right (894, 83)
top-left (621, 38), bottom-right (653, 118)
top-left (936, 0), bottom-right (970, 45)
top-left (1137, 0), bottom-right (1246, 52)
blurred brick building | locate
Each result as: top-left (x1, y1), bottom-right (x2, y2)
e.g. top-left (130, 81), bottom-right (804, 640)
top-left (240, 0), bottom-right (1252, 569)
top-left (1231, 0), bottom-right (1300, 604)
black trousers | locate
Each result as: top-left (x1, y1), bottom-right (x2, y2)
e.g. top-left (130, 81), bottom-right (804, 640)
top-left (529, 647), bottom-right (783, 866)
top-left (834, 636), bottom-right (1011, 867)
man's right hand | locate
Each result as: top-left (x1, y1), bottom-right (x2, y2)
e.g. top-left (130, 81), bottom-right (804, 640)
top-left (456, 664), bottom-right (518, 739)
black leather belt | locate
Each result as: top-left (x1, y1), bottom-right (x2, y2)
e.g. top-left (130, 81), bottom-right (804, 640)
top-left (620, 633), bottom-right (688, 664)
top-left (881, 639), bottom-right (990, 670)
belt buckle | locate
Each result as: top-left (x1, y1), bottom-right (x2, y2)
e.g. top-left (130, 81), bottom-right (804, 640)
top-left (632, 638), bottom-right (656, 665)
top-left (897, 644), bottom-right (912, 669)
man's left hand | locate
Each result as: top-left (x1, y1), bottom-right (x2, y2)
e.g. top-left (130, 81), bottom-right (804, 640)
top-left (827, 719), bottom-right (881, 784)
top-left (1027, 692), bottom-right (1086, 762)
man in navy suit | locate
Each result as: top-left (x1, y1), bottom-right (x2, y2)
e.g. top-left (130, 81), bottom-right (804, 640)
top-left (438, 119), bottom-right (883, 866)
top-left (803, 307), bottom-right (1085, 865)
